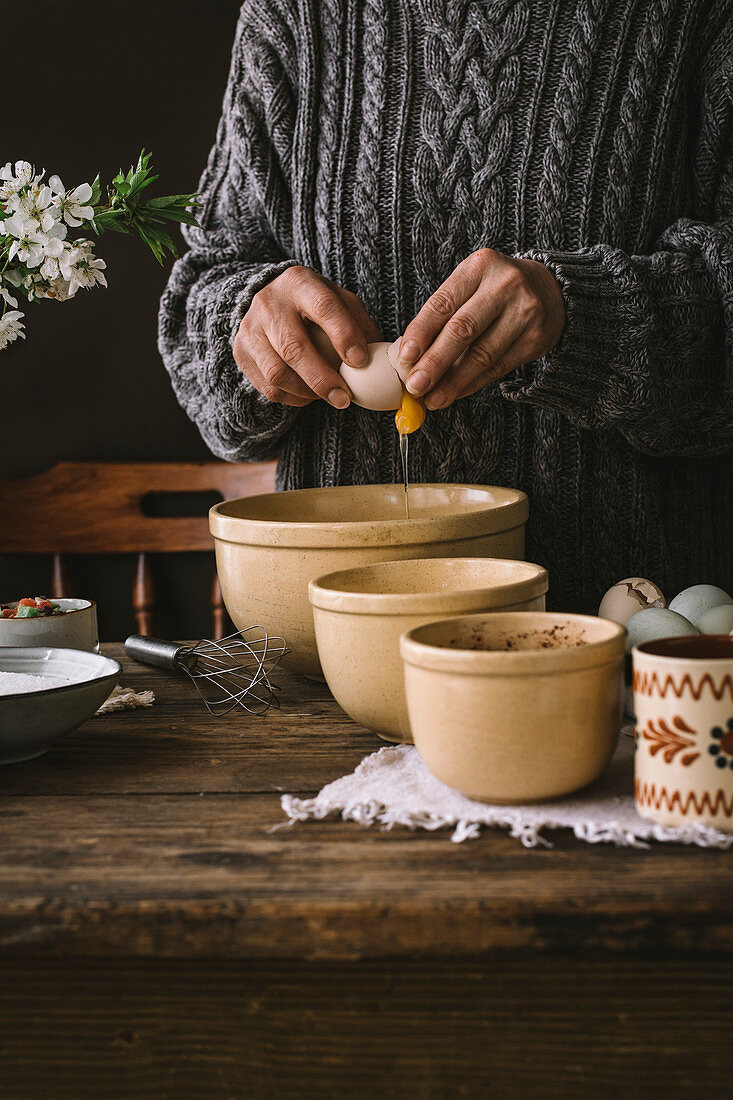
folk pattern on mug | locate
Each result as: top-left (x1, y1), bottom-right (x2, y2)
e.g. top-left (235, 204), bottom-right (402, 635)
top-left (708, 717), bottom-right (733, 771)
top-left (635, 779), bottom-right (733, 819)
top-left (632, 669), bottom-right (733, 702)
top-left (639, 715), bottom-right (699, 766)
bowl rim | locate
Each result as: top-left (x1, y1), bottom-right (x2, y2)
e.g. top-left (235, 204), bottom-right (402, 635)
top-left (309, 557), bottom-right (548, 615)
top-left (400, 612), bottom-right (626, 676)
top-left (0, 597), bottom-right (96, 621)
top-left (210, 483), bottom-right (528, 548)
top-left (0, 646), bottom-right (120, 700)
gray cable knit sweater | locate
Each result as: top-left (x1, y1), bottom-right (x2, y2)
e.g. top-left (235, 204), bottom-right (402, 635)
top-left (158, 0), bottom-right (733, 611)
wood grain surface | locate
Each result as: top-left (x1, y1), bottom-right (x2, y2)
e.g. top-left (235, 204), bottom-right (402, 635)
top-left (1, 958), bottom-right (731, 1099)
top-left (2, 645), bottom-right (731, 1097)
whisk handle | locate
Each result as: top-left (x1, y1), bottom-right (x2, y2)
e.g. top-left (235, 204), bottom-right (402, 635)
top-left (124, 635), bottom-right (193, 671)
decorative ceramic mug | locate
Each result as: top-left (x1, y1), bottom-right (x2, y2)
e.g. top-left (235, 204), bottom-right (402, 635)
top-left (632, 635), bottom-right (733, 832)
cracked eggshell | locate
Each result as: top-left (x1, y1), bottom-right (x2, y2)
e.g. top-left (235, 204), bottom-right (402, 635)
top-left (598, 577), bottom-right (666, 626)
top-left (387, 338), bottom-right (411, 384)
top-left (339, 342), bottom-right (403, 411)
top-left (668, 584), bottom-right (733, 627)
top-left (625, 607), bottom-right (699, 653)
top-left (695, 604), bottom-right (733, 635)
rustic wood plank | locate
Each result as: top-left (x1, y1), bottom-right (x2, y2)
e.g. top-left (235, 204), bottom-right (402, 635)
top-left (1, 958), bottom-right (731, 1098)
top-left (1, 790), bottom-right (731, 958)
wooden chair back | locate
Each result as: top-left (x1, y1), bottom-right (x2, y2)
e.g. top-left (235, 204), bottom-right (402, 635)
top-left (0, 461), bottom-right (278, 637)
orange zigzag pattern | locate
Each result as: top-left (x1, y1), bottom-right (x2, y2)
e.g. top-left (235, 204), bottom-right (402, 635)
top-left (633, 669), bottom-right (733, 701)
top-left (635, 779), bottom-right (733, 819)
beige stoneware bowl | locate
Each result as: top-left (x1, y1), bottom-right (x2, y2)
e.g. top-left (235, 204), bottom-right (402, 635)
top-left (211, 483), bottom-right (528, 676)
top-left (400, 612), bottom-right (626, 803)
top-left (310, 557), bottom-right (548, 742)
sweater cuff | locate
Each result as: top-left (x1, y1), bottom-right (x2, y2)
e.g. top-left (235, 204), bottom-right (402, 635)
top-left (229, 259), bottom-right (298, 345)
top-left (500, 247), bottom-right (623, 425)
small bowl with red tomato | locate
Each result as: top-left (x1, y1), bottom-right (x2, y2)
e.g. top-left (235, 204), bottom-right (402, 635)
top-left (0, 597), bottom-right (99, 653)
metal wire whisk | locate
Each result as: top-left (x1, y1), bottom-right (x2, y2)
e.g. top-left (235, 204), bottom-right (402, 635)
top-left (124, 627), bottom-right (289, 717)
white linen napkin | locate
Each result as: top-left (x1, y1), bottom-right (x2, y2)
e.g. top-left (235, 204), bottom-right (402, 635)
top-left (281, 730), bottom-right (733, 849)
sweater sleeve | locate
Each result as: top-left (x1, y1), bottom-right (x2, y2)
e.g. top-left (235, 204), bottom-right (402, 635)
top-left (157, 8), bottom-right (300, 463)
top-left (501, 36), bottom-right (733, 459)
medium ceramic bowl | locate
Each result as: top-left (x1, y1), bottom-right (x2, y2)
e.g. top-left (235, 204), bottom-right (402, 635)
top-left (211, 483), bottom-right (529, 677)
top-left (0, 598), bottom-right (99, 652)
top-left (310, 557), bottom-right (548, 742)
top-left (400, 612), bottom-right (626, 803)
top-left (0, 647), bottom-right (120, 765)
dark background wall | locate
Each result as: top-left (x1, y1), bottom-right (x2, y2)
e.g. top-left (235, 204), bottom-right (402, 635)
top-left (1, 0), bottom-right (244, 640)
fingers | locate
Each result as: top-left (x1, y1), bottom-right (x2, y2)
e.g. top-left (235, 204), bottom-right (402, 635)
top-left (285, 267), bottom-right (370, 367)
top-left (396, 251), bottom-right (488, 390)
top-left (269, 314), bottom-right (351, 408)
top-left (396, 250), bottom-right (566, 410)
top-left (233, 333), bottom-right (315, 407)
top-left (423, 307), bottom-right (529, 410)
top-left (335, 286), bottom-right (383, 343)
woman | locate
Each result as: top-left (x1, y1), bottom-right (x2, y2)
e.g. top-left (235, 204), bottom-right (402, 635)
top-left (159, 0), bottom-right (733, 611)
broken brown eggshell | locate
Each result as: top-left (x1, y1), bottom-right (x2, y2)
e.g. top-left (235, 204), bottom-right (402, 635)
top-left (598, 577), bottom-right (666, 626)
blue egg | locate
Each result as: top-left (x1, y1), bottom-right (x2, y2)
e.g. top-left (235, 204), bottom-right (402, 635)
top-left (625, 607), bottom-right (699, 653)
top-left (668, 585), bottom-right (733, 627)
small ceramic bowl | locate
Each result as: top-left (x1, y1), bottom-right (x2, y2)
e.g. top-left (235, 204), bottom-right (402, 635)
top-left (0, 646), bottom-right (120, 765)
top-left (211, 483), bottom-right (529, 677)
top-left (309, 557), bottom-right (548, 742)
top-left (0, 598), bottom-right (99, 652)
top-left (400, 612), bottom-right (626, 803)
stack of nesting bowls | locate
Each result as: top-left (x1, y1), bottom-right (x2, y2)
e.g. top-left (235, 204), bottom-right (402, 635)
top-left (309, 557), bottom-right (548, 742)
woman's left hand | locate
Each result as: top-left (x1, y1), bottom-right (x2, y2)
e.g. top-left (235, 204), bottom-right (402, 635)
top-left (396, 249), bottom-right (566, 410)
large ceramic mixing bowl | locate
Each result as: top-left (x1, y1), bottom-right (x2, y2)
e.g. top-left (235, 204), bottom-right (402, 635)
top-left (400, 612), bottom-right (626, 803)
top-left (211, 483), bottom-right (528, 676)
top-left (310, 557), bottom-right (547, 741)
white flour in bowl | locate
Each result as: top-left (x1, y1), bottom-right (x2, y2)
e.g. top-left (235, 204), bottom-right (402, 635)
top-left (0, 671), bottom-right (71, 695)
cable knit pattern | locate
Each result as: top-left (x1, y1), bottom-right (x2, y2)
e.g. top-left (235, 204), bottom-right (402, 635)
top-left (412, 0), bottom-right (528, 293)
top-left (159, 0), bottom-right (733, 611)
top-left (535, 0), bottom-right (608, 250)
top-left (600, 0), bottom-right (676, 242)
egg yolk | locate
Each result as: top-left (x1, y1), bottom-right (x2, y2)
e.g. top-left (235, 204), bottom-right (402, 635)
top-left (395, 389), bottom-right (426, 435)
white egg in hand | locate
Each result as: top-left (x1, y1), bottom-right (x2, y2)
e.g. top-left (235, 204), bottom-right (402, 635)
top-left (339, 342), bottom-right (403, 411)
top-left (668, 584), bottom-right (733, 627)
top-left (598, 577), bottom-right (665, 626)
top-left (625, 607), bottom-right (699, 652)
top-left (695, 604), bottom-right (733, 635)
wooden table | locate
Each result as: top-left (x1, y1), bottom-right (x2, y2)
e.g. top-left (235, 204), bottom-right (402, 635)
top-left (1, 645), bottom-right (731, 1098)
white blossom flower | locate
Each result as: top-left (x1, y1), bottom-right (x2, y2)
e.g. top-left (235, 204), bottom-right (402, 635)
top-left (0, 160), bottom-right (36, 202)
top-left (37, 276), bottom-right (73, 301)
top-left (0, 309), bottom-right (25, 350)
top-left (4, 213), bottom-right (49, 268)
top-left (60, 239), bottom-right (107, 293)
top-left (49, 176), bottom-right (95, 227)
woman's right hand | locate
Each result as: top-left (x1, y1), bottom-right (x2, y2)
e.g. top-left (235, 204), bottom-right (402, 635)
top-left (233, 266), bottom-right (381, 408)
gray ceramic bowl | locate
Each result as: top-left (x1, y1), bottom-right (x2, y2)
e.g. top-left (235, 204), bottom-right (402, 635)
top-left (0, 647), bottom-right (121, 765)
top-left (0, 597), bottom-right (100, 652)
